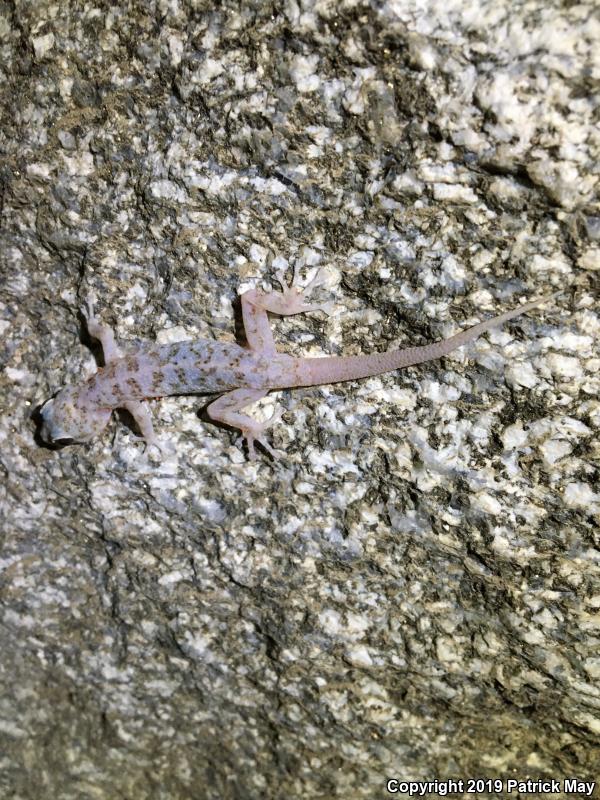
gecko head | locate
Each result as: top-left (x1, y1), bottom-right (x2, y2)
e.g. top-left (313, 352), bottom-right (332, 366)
top-left (40, 387), bottom-right (112, 446)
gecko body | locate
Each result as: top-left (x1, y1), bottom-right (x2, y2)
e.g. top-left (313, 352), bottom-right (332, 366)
top-left (40, 271), bottom-right (556, 459)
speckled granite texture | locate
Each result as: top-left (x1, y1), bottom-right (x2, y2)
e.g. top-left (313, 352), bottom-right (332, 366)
top-left (1, 1), bottom-right (599, 798)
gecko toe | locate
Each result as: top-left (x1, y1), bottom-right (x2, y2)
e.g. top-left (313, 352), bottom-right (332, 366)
top-left (239, 429), bottom-right (279, 461)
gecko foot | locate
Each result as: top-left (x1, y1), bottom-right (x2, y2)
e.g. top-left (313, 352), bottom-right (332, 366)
top-left (143, 436), bottom-right (171, 461)
top-left (80, 293), bottom-right (98, 325)
top-left (238, 432), bottom-right (279, 461)
top-left (273, 266), bottom-right (332, 316)
top-left (236, 407), bottom-right (283, 461)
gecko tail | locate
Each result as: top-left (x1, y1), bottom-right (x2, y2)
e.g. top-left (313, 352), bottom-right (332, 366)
top-left (299, 291), bottom-right (560, 387)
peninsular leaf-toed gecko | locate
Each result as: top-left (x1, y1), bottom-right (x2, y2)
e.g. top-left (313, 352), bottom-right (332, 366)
top-left (40, 270), bottom-right (557, 459)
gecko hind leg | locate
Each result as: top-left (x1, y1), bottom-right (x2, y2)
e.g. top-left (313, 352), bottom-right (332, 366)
top-left (240, 267), bottom-right (332, 354)
top-left (207, 389), bottom-right (282, 461)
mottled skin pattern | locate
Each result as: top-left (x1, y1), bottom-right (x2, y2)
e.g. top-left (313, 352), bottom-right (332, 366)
top-left (40, 271), bottom-right (556, 460)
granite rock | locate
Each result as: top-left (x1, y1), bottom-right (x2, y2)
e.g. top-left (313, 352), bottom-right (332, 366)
top-left (1, 1), bottom-right (598, 798)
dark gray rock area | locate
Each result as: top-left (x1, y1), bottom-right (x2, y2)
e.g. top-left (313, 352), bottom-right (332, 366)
top-left (1, 1), bottom-right (598, 798)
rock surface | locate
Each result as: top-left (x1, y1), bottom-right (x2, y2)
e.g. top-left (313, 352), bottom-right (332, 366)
top-left (1, 1), bottom-right (598, 798)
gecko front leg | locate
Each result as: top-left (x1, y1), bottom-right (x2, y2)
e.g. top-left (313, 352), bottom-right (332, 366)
top-left (120, 399), bottom-right (163, 454)
top-left (207, 389), bottom-right (283, 461)
top-left (83, 298), bottom-right (123, 363)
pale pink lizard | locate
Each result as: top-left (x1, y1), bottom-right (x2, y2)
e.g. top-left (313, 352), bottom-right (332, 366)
top-left (39, 271), bottom-right (556, 459)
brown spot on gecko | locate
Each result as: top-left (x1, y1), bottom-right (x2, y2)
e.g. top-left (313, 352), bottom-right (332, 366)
top-left (125, 355), bottom-right (139, 372)
top-left (126, 377), bottom-right (143, 395)
top-left (151, 369), bottom-right (165, 391)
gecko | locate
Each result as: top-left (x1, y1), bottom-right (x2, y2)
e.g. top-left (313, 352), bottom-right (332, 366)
top-left (39, 270), bottom-right (557, 460)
